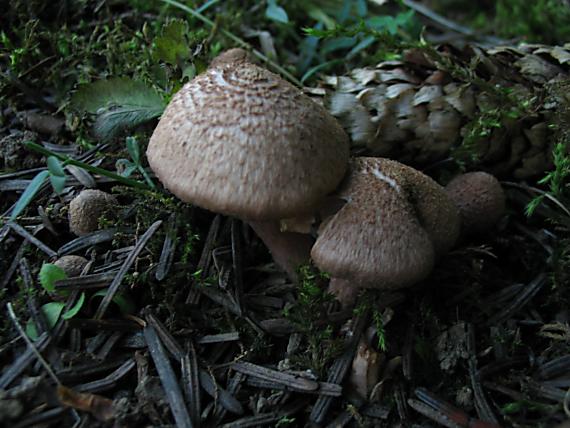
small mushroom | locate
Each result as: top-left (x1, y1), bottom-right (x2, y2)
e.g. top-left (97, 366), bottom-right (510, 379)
top-left (146, 49), bottom-right (349, 279)
top-left (68, 189), bottom-right (117, 236)
top-left (311, 157), bottom-right (460, 304)
top-left (445, 171), bottom-right (505, 235)
top-left (53, 255), bottom-right (88, 277)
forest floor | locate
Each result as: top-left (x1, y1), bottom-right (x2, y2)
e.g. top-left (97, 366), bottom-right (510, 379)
top-left (1, 1), bottom-right (570, 427)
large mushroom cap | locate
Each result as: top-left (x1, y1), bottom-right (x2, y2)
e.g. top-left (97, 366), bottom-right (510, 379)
top-left (147, 50), bottom-right (350, 220)
top-left (311, 157), bottom-right (436, 289)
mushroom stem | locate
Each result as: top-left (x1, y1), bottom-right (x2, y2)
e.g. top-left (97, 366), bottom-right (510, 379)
top-left (327, 277), bottom-right (361, 308)
top-left (248, 220), bottom-right (314, 281)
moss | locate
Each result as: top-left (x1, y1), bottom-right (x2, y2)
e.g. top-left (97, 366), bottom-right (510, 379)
top-left (493, 0), bottom-right (570, 44)
top-left (284, 265), bottom-right (343, 376)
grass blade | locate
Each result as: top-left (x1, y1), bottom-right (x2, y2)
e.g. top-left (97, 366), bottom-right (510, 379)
top-left (10, 170), bottom-right (49, 220)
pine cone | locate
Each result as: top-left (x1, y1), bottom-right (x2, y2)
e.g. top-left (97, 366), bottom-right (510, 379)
top-left (310, 44), bottom-right (570, 179)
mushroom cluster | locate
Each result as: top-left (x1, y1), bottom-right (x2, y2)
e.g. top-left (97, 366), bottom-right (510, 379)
top-left (146, 48), bottom-right (506, 299)
top-left (310, 157), bottom-right (462, 305)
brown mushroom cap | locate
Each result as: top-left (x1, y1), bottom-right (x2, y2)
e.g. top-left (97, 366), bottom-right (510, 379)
top-left (147, 50), bottom-right (350, 221)
top-left (311, 157), bottom-right (436, 289)
top-left (53, 255), bottom-right (88, 277)
top-left (445, 171), bottom-right (506, 235)
top-left (68, 189), bottom-right (117, 236)
top-left (209, 47), bottom-right (251, 68)
top-left (377, 160), bottom-right (460, 256)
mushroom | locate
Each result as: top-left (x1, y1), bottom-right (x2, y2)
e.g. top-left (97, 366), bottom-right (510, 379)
top-left (68, 189), bottom-right (117, 236)
top-left (146, 49), bottom-right (350, 279)
top-left (311, 157), bottom-right (460, 305)
top-left (53, 255), bottom-right (89, 277)
top-left (445, 171), bottom-right (506, 236)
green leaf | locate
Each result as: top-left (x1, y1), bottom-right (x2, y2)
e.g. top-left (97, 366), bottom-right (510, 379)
top-left (39, 263), bottom-right (68, 293)
top-left (72, 78), bottom-right (163, 114)
top-left (395, 10), bottom-right (415, 26)
top-left (321, 36), bottom-right (357, 55)
top-left (126, 136), bottom-right (141, 165)
top-left (367, 16), bottom-right (399, 34)
top-left (356, 0), bottom-right (367, 17)
top-left (338, 0), bottom-right (352, 23)
top-left (152, 19), bottom-right (191, 65)
top-left (25, 321), bottom-right (38, 341)
top-left (47, 156), bottom-right (65, 176)
top-left (266, 0), bottom-right (289, 24)
top-left (62, 292), bottom-right (86, 320)
top-left (92, 105), bottom-right (164, 141)
top-left (10, 170), bottom-right (49, 220)
top-left (297, 23), bottom-right (322, 74)
top-left (300, 59), bottom-right (342, 84)
top-left (49, 175), bottom-right (67, 194)
top-left (71, 78), bottom-right (165, 141)
top-left (93, 289), bottom-right (136, 314)
top-left (47, 156), bottom-right (67, 194)
top-left (182, 63), bottom-right (197, 81)
top-left (116, 159), bottom-right (137, 177)
top-left (307, 8), bottom-right (336, 29)
top-left (26, 302), bottom-right (65, 340)
top-left (347, 36), bottom-right (375, 59)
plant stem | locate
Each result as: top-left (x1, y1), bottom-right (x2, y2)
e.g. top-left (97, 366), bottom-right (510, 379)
top-left (23, 141), bottom-right (150, 190)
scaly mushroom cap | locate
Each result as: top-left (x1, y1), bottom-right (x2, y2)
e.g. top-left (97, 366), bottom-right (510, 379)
top-left (68, 189), bottom-right (117, 236)
top-left (376, 159), bottom-right (460, 256)
top-left (445, 171), bottom-right (505, 235)
top-left (147, 49), bottom-right (350, 221)
top-left (311, 157), bottom-right (436, 289)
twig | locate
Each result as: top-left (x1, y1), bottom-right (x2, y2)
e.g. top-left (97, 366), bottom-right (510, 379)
top-left (156, 213), bottom-right (177, 281)
top-left (407, 397), bottom-right (463, 428)
top-left (58, 228), bottom-right (119, 256)
top-left (182, 341), bottom-right (201, 428)
top-left (13, 408), bottom-right (66, 428)
top-left (187, 214), bottom-right (221, 305)
top-left (198, 369), bottom-right (244, 415)
top-left (467, 324), bottom-right (499, 425)
top-left (538, 355), bottom-right (570, 380)
top-left (57, 357), bottom-right (131, 383)
top-left (197, 332), bottom-right (240, 345)
top-left (245, 377), bottom-right (342, 396)
top-left (484, 273), bottom-right (547, 326)
top-left (6, 303), bottom-right (60, 385)
top-left (231, 219), bottom-right (244, 311)
top-left (219, 398), bottom-right (307, 428)
top-left (75, 358), bottom-right (136, 393)
top-left (144, 324), bottom-right (193, 428)
top-left (94, 220), bottom-right (162, 319)
top-left (8, 222), bottom-right (57, 258)
top-left (231, 361), bottom-right (319, 392)
top-left (310, 309), bottom-right (370, 424)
